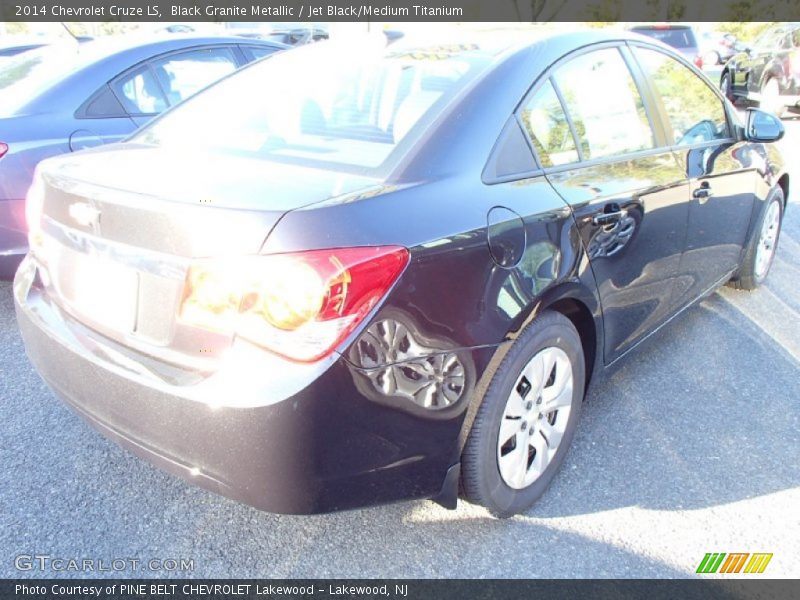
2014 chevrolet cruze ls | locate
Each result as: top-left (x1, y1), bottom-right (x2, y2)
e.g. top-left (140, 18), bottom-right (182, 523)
top-left (15, 30), bottom-right (787, 517)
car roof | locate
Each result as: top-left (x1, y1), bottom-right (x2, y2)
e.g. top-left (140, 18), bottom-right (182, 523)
top-left (65, 33), bottom-right (286, 65)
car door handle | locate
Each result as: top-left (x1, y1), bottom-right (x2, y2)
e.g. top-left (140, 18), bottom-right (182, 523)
top-left (592, 208), bottom-right (627, 226)
top-left (693, 186), bottom-right (714, 203)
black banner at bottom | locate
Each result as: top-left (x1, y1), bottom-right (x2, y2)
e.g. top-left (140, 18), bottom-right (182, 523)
top-left (2, 580), bottom-right (797, 600)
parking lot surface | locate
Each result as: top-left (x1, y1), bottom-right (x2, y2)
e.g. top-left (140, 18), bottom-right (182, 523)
top-left (1, 120), bottom-right (798, 579)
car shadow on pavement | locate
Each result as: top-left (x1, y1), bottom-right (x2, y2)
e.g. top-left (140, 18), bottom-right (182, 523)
top-left (530, 269), bottom-right (800, 520)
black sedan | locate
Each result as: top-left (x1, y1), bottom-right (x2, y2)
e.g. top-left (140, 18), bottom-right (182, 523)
top-left (15, 30), bottom-right (788, 517)
top-left (720, 22), bottom-right (800, 117)
top-left (0, 34), bottom-right (285, 278)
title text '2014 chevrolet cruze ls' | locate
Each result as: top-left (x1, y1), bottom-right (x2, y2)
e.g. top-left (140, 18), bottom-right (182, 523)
top-left (15, 30), bottom-right (787, 516)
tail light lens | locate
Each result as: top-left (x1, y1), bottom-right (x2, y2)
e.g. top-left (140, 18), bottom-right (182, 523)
top-left (694, 55), bottom-right (704, 68)
top-left (0, 143), bottom-right (7, 158)
top-left (179, 246), bottom-right (409, 362)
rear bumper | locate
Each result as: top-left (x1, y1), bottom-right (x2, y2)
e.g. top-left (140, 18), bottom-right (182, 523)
top-left (14, 256), bottom-right (471, 514)
top-left (0, 198), bottom-right (27, 279)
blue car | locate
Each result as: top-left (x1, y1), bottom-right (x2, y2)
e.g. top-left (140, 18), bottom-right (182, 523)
top-left (0, 34), bottom-right (285, 278)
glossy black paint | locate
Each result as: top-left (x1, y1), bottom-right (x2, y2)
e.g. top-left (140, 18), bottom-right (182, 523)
top-left (14, 31), bottom-right (788, 514)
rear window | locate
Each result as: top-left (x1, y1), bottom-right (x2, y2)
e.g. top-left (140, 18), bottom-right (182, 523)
top-left (632, 27), bottom-right (698, 49)
top-left (133, 40), bottom-right (488, 174)
top-left (0, 44), bottom-right (82, 113)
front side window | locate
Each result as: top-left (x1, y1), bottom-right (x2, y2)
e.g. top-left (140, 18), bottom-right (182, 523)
top-left (753, 27), bottom-right (786, 51)
top-left (519, 79), bottom-right (578, 167)
top-left (634, 47), bottom-right (729, 146)
top-left (553, 48), bottom-right (655, 160)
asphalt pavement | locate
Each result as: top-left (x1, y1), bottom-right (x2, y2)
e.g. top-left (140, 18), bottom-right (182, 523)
top-left (1, 120), bottom-right (798, 579)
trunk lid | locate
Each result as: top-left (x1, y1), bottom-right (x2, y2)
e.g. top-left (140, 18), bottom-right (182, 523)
top-left (39, 143), bottom-right (377, 256)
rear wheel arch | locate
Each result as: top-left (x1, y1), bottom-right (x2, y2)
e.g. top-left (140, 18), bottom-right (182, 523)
top-left (543, 297), bottom-right (597, 391)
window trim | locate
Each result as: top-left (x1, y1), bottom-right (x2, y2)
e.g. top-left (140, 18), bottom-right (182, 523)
top-left (549, 75), bottom-right (585, 163)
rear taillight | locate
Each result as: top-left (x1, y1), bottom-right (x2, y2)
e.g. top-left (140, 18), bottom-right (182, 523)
top-left (179, 246), bottom-right (409, 362)
top-left (695, 55), bottom-right (704, 68)
top-left (0, 143), bottom-right (7, 158)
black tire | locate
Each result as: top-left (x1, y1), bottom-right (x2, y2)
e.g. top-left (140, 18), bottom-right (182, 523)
top-left (704, 50), bottom-right (721, 67)
top-left (720, 71), bottom-right (735, 104)
top-left (729, 187), bottom-right (784, 291)
top-left (760, 77), bottom-right (787, 119)
top-left (461, 311), bottom-right (585, 518)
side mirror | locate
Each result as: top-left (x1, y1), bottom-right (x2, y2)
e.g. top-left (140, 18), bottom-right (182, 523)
top-left (744, 108), bottom-right (784, 142)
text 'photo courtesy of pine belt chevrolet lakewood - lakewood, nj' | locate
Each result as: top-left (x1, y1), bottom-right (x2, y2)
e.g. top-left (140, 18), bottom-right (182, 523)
top-left (7, 27), bottom-right (789, 517)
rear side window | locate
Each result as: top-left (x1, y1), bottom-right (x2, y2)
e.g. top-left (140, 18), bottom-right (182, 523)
top-left (552, 48), bottom-right (655, 160)
top-left (81, 85), bottom-right (127, 118)
top-left (150, 47), bottom-right (238, 106)
top-left (241, 45), bottom-right (277, 62)
top-left (112, 65), bottom-right (168, 115)
top-left (519, 79), bottom-right (578, 167)
top-left (633, 47), bottom-right (730, 146)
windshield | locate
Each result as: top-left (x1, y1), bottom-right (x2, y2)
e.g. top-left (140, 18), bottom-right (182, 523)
top-left (633, 28), bottom-right (698, 49)
top-left (752, 26), bottom-right (786, 50)
top-left (133, 39), bottom-right (488, 174)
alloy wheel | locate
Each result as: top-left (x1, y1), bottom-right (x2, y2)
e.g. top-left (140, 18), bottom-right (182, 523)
top-left (755, 200), bottom-right (781, 279)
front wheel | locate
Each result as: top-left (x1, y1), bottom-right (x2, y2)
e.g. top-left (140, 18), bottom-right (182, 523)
top-left (720, 71), bottom-right (734, 103)
top-left (461, 311), bottom-right (585, 518)
top-left (704, 50), bottom-right (721, 66)
top-left (729, 187), bottom-right (784, 291)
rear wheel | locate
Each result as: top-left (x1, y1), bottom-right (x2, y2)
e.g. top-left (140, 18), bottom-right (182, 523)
top-left (730, 187), bottom-right (784, 290)
top-left (461, 311), bottom-right (585, 518)
top-left (760, 77), bottom-right (786, 118)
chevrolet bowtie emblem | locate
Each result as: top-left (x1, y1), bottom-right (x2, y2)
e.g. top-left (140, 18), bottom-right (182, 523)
top-left (68, 202), bottom-right (101, 229)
